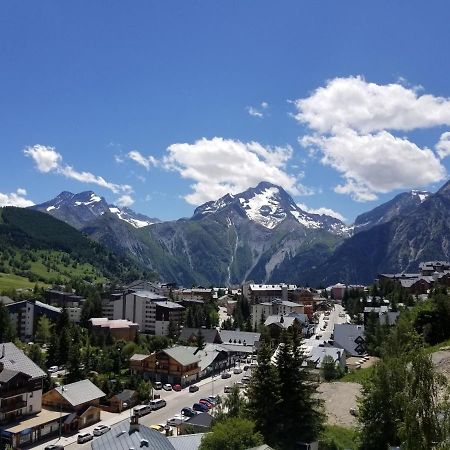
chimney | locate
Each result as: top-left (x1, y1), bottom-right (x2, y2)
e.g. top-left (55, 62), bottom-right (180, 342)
top-left (130, 412), bottom-right (140, 432)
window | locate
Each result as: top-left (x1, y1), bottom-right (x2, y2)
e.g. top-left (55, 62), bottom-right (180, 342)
top-left (29, 392), bottom-right (33, 398)
top-left (29, 405), bottom-right (33, 412)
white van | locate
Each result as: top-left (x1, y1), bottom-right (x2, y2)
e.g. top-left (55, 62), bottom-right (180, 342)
top-left (149, 398), bottom-right (167, 410)
top-left (133, 404), bottom-right (152, 417)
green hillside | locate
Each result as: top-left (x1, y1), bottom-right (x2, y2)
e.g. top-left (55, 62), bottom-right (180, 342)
top-left (0, 207), bottom-right (147, 290)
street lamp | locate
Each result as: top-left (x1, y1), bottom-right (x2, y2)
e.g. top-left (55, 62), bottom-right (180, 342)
top-left (58, 386), bottom-right (66, 440)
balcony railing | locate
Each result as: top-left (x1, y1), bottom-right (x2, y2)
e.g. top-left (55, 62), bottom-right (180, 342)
top-left (0, 400), bottom-right (27, 413)
top-left (0, 386), bottom-right (29, 398)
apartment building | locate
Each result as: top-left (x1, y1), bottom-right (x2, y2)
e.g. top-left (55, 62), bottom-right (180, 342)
top-left (113, 290), bottom-right (184, 336)
top-left (251, 299), bottom-right (304, 329)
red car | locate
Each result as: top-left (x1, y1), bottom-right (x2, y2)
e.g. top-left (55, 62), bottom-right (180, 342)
top-left (172, 384), bottom-right (182, 392)
top-left (199, 399), bottom-right (213, 408)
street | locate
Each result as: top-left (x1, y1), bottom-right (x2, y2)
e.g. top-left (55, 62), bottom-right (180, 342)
top-left (315, 303), bottom-right (349, 341)
top-left (31, 369), bottom-right (248, 450)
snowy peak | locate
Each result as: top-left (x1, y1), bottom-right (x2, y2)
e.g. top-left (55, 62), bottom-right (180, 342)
top-left (411, 190), bottom-right (430, 204)
top-left (32, 191), bottom-right (159, 229)
top-left (193, 182), bottom-right (348, 235)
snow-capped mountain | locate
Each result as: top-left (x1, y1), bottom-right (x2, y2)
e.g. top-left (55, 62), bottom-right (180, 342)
top-left (32, 191), bottom-right (159, 230)
top-left (194, 181), bottom-right (350, 236)
top-left (353, 189), bottom-right (431, 233)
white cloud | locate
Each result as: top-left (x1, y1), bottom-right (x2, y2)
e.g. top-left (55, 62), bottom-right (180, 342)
top-left (297, 203), bottom-right (346, 222)
top-left (116, 194), bottom-right (134, 207)
top-left (294, 76), bottom-right (450, 134)
top-left (24, 144), bottom-right (132, 194)
top-left (436, 132), bottom-right (450, 159)
top-left (163, 137), bottom-right (308, 205)
top-left (301, 129), bottom-right (446, 201)
top-left (23, 145), bottom-right (62, 172)
top-left (0, 188), bottom-right (34, 207)
top-left (246, 101), bottom-right (269, 118)
top-left (295, 76), bottom-right (449, 201)
top-left (127, 150), bottom-right (158, 170)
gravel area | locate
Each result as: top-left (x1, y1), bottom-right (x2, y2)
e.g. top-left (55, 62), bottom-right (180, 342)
top-left (317, 382), bottom-right (361, 427)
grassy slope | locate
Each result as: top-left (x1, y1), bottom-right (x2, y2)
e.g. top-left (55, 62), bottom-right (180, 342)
top-left (0, 273), bottom-right (46, 290)
top-left (321, 425), bottom-right (359, 449)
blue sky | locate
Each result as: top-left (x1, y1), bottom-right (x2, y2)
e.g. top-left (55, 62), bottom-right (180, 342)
top-left (2, 1), bottom-right (450, 222)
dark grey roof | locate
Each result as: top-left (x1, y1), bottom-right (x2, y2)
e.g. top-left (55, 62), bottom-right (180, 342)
top-left (168, 433), bottom-right (204, 450)
top-left (55, 379), bottom-right (106, 406)
top-left (0, 368), bottom-right (23, 383)
top-left (0, 342), bottom-right (46, 380)
top-left (92, 418), bottom-right (176, 450)
top-left (179, 328), bottom-right (221, 344)
top-left (154, 300), bottom-right (184, 309)
top-left (133, 290), bottom-right (168, 300)
top-left (185, 412), bottom-right (213, 427)
top-left (0, 296), bottom-right (14, 305)
top-left (114, 389), bottom-right (136, 402)
top-left (333, 324), bottom-right (365, 356)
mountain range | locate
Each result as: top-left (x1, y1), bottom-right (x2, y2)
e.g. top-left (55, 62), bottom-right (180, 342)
top-left (28, 179), bottom-right (450, 286)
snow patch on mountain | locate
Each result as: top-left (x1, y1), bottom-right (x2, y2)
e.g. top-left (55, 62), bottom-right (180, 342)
top-left (109, 207), bottom-right (154, 228)
top-left (290, 210), bottom-right (321, 229)
top-left (411, 190), bottom-right (430, 203)
top-left (239, 187), bottom-right (287, 229)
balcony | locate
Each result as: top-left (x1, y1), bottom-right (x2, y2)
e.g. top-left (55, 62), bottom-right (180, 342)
top-left (0, 386), bottom-right (29, 398)
top-left (0, 400), bottom-right (27, 413)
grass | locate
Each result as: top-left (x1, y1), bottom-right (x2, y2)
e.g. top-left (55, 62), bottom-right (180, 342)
top-left (0, 272), bottom-right (47, 290)
top-left (320, 425), bottom-right (359, 449)
top-left (424, 337), bottom-right (450, 355)
top-left (340, 365), bottom-right (375, 384)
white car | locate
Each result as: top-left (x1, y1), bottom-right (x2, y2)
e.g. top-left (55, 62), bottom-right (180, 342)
top-left (167, 415), bottom-right (187, 426)
top-left (48, 366), bottom-right (59, 373)
top-left (233, 367), bottom-right (243, 374)
top-left (93, 424), bottom-right (110, 436)
top-left (163, 383), bottom-right (172, 391)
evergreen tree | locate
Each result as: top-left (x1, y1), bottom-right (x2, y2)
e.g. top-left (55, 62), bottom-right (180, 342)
top-left (321, 355), bottom-right (338, 381)
top-left (35, 316), bottom-right (52, 344)
top-left (47, 331), bottom-right (60, 366)
top-left (0, 302), bottom-right (15, 343)
top-left (276, 327), bottom-right (325, 448)
top-left (246, 343), bottom-right (281, 446)
top-left (55, 306), bottom-right (70, 334)
top-left (196, 329), bottom-right (205, 350)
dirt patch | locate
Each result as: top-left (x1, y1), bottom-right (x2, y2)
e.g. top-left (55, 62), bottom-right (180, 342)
top-left (317, 382), bottom-right (361, 427)
top-left (432, 350), bottom-right (450, 380)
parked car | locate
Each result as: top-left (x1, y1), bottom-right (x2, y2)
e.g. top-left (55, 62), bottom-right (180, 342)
top-left (224, 385), bottom-right (232, 393)
top-left (207, 395), bottom-right (218, 404)
top-left (242, 376), bottom-right (251, 384)
top-left (233, 367), bottom-right (243, 374)
top-left (181, 407), bottom-right (197, 417)
top-left (93, 424), bottom-right (110, 436)
top-left (172, 384), bottom-right (182, 391)
top-left (350, 408), bottom-right (358, 417)
top-left (188, 384), bottom-right (199, 393)
top-left (199, 398), bottom-right (215, 407)
top-left (150, 424), bottom-right (165, 433)
top-left (198, 399), bottom-right (211, 409)
top-left (154, 381), bottom-right (163, 390)
top-left (163, 383), bottom-right (172, 391)
top-left (133, 404), bottom-right (152, 417)
top-left (243, 365), bottom-right (249, 371)
top-left (167, 415), bottom-right (187, 426)
top-left (44, 445), bottom-right (64, 450)
top-left (48, 366), bottom-right (59, 373)
top-left (221, 371), bottom-right (232, 379)
top-left (77, 432), bottom-right (93, 444)
top-left (149, 398), bottom-right (167, 410)
top-left (193, 402), bottom-right (209, 412)
top-left (234, 381), bottom-right (245, 389)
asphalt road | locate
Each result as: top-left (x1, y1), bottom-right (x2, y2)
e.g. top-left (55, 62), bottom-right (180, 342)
top-left (316, 303), bottom-right (349, 341)
top-left (36, 368), bottom-right (249, 450)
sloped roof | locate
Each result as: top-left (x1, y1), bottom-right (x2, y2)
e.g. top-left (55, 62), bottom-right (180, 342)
top-left (55, 379), bottom-right (106, 406)
top-left (219, 330), bottom-right (260, 346)
top-left (185, 412), bottom-right (213, 427)
top-left (92, 418), bottom-right (175, 450)
top-left (179, 328), bottom-right (221, 344)
top-left (0, 368), bottom-right (23, 383)
top-left (163, 346), bottom-right (201, 366)
top-left (130, 353), bottom-right (149, 362)
top-left (168, 433), bottom-right (204, 450)
top-left (0, 342), bottom-right (46, 380)
top-left (333, 324), bottom-right (365, 356)
top-left (114, 389), bottom-right (137, 403)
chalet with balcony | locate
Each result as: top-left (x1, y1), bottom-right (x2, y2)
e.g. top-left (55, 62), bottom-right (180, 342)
top-left (130, 346), bottom-right (201, 386)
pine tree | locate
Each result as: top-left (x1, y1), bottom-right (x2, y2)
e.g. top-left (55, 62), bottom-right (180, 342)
top-left (276, 327), bottom-right (325, 448)
top-left (0, 302), bottom-right (15, 343)
top-left (246, 343), bottom-right (281, 447)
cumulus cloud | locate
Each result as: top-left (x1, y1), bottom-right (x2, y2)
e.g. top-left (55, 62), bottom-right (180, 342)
top-left (163, 137), bottom-right (308, 205)
top-left (0, 188), bottom-right (34, 207)
top-left (297, 203), bottom-right (346, 222)
top-left (436, 132), bottom-right (450, 159)
top-left (24, 144), bottom-right (132, 194)
top-left (23, 144), bottom-right (61, 172)
top-left (295, 76), bottom-right (448, 201)
top-left (127, 150), bottom-right (158, 170)
top-left (301, 129), bottom-right (445, 201)
top-left (294, 76), bottom-right (450, 134)
top-left (116, 194), bottom-right (134, 207)
top-left (246, 101), bottom-right (269, 118)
